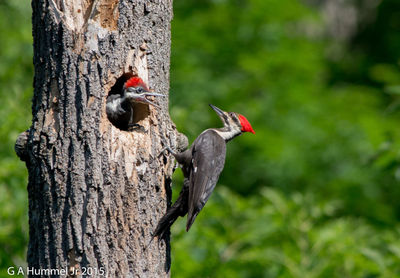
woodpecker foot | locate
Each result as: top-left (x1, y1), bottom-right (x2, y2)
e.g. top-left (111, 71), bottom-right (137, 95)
top-left (158, 146), bottom-right (175, 158)
top-left (127, 123), bottom-right (147, 133)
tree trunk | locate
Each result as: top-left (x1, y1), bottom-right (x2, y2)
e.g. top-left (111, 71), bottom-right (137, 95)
top-left (16, 0), bottom-right (186, 276)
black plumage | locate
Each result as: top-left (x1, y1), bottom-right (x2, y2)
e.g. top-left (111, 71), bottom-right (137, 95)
top-left (153, 104), bottom-right (255, 239)
top-left (106, 93), bottom-right (133, 130)
top-left (187, 130), bottom-right (226, 230)
top-left (154, 130), bottom-right (226, 238)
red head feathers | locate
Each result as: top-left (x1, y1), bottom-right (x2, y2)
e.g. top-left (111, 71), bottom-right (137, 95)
top-left (124, 77), bottom-right (149, 91)
top-left (238, 114), bottom-right (255, 134)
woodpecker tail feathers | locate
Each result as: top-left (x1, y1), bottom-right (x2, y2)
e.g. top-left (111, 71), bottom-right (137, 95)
top-left (186, 209), bottom-right (200, 232)
top-left (153, 182), bottom-right (189, 240)
top-left (153, 204), bottom-right (181, 240)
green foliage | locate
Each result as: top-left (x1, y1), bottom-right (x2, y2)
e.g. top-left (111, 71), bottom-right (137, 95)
top-left (1, 0), bottom-right (400, 276)
top-left (0, 0), bottom-right (32, 274)
top-left (169, 0), bottom-right (400, 276)
top-left (171, 187), bottom-right (400, 277)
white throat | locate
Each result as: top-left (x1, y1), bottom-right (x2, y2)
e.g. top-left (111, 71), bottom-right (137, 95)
top-left (106, 97), bottom-right (123, 112)
top-left (214, 128), bottom-right (241, 141)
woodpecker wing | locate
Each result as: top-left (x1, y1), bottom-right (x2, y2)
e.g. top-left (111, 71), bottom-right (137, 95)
top-left (186, 130), bottom-right (226, 231)
top-left (106, 94), bottom-right (133, 130)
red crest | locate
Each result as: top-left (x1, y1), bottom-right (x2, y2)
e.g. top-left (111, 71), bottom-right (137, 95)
top-left (124, 77), bottom-right (148, 90)
top-left (238, 114), bottom-right (255, 134)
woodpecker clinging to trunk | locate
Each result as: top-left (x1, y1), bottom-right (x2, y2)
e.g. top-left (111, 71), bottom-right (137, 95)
top-left (154, 104), bottom-right (255, 239)
top-left (106, 77), bottom-right (165, 130)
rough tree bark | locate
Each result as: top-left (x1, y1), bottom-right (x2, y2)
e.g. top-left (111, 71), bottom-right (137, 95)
top-left (15, 0), bottom-right (186, 277)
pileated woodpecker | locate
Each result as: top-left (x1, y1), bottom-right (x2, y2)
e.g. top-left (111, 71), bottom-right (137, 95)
top-left (106, 77), bottom-right (165, 130)
top-left (154, 104), bottom-right (255, 238)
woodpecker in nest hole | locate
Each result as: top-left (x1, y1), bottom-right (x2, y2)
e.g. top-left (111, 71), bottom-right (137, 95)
top-left (106, 77), bottom-right (165, 130)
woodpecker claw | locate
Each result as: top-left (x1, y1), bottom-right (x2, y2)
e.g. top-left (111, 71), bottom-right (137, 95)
top-left (158, 146), bottom-right (174, 158)
top-left (127, 123), bottom-right (147, 132)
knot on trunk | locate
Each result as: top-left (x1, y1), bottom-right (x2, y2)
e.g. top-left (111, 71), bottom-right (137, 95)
top-left (15, 130), bottom-right (29, 162)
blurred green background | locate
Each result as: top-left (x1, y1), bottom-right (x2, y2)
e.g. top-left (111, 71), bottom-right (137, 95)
top-left (1, 0), bottom-right (400, 277)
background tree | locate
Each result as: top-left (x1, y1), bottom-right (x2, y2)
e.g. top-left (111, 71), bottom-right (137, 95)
top-left (14, 0), bottom-right (183, 276)
top-left (169, 0), bottom-right (400, 276)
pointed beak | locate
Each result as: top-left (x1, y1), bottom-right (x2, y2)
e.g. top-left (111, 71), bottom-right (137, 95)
top-left (143, 92), bottom-right (165, 97)
top-left (209, 104), bottom-right (225, 116)
top-left (125, 91), bottom-right (166, 108)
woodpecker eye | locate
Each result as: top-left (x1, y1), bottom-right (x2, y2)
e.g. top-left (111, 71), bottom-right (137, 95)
top-left (127, 86), bottom-right (145, 93)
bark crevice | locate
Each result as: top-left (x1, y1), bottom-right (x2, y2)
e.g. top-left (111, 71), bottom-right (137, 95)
top-left (23, 0), bottom-right (178, 276)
